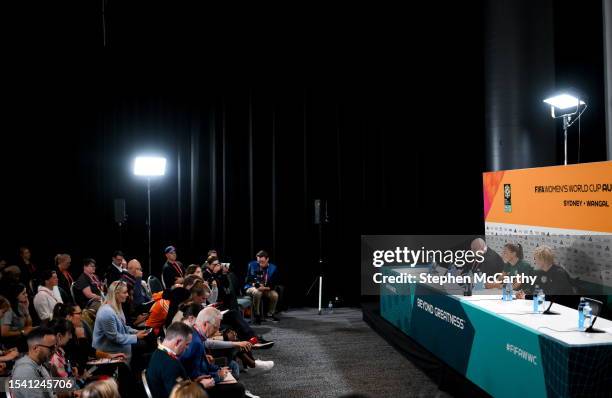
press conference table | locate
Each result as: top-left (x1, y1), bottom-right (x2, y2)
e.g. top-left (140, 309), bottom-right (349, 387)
top-left (380, 266), bottom-right (612, 398)
top-left (461, 295), bottom-right (612, 345)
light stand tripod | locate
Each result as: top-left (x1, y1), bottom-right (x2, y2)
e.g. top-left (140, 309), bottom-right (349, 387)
top-left (306, 199), bottom-right (329, 315)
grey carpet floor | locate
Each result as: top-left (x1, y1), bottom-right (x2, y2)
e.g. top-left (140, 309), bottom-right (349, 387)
top-left (239, 308), bottom-right (451, 398)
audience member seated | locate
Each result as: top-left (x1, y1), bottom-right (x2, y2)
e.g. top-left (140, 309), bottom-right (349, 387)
top-left (0, 266), bottom-right (22, 300)
top-left (93, 280), bottom-right (148, 361)
top-left (162, 245), bottom-right (185, 289)
top-left (53, 302), bottom-right (90, 341)
top-left (120, 259), bottom-right (150, 327)
top-left (163, 275), bottom-right (205, 329)
top-left (147, 282), bottom-right (192, 336)
top-left (11, 327), bottom-right (56, 398)
top-left (0, 296), bottom-right (19, 374)
top-left (54, 302), bottom-right (132, 397)
top-left (81, 379), bottom-right (120, 398)
top-left (17, 246), bottom-right (38, 295)
top-left (200, 266), bottom-right (274, 349)
top-left (33, 269), bottom-right (63, 321)
top-left (179, 307), bottom-right (247, 398)
top-left (55, 253), bottom-right (75, 303)
top-left (171, 282), bottom-right (210, 324)
top-left (222, 263), bottom-right (250, 312)
top-left (122, 259), bottom-right (148, 308)
top-left (146, 322), bottom-right (209, 398)
top-left (182, 304), bottom-right (272, 378)
top-left (48, 317), bottom-right (97, 387)
top-left (245, 250), bottom-right (280, 324)
top-left (0, 346), bottom-right (19, 375)
top-left (1, 283), bottom-right (34, 351)
top-left (185, 264), bottom-right (204, 279)
top-left (0, 295), bottom-right (10, 325)
top-left (104, 250), bottom-right (127, 286)
top-left (204, 256), bottom-right (239, 311)
top-left (170, 380), bottom-right (210, 398)
top-left (74, 258), bottom-right (104, 308)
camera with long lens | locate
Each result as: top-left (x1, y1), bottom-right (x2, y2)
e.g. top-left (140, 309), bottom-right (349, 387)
top-left (253, 270), bottom-right (265, 288)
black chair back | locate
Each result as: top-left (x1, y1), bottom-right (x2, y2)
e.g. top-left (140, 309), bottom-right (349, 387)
top-left (148, 276), bottom-right (163, 294)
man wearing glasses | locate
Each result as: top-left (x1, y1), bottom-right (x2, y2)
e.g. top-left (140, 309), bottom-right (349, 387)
top-left (11, 327), bottom-right (57, 398)
top-left (161, 246), bottom-right (185, 289)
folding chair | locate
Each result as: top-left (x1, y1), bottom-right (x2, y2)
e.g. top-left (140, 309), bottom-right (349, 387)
top-left (142, 369), bottom-right (153, 398)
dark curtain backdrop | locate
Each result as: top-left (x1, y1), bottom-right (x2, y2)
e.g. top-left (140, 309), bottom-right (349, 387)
top-left (484, 0), bottom-right (607, 170)
top-left (1, 0), bottom-right (607, 306)
top-left (1, 66), bottom-right (486, 307)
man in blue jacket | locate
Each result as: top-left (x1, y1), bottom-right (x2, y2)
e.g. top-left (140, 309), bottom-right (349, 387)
top-left (179, 307), bottom-right (248, 398)
top-left (245, 250), bottom-right (279, 324)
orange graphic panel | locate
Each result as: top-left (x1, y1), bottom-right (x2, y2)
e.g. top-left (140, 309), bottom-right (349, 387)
top-left (483, 170), bottom-right (505, 220)
top-left (483, 161), bottom-right (612, 233)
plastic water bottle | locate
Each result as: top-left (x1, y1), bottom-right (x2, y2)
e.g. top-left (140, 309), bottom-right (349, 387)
top-left (537, 289), bottom-right (546, 313)
top-left (578, 297), bottom-right (586, 330)
top-left (328, 300), bottom-right (333, 314)
top-left (463, 271), bottom-right (473, 296)
top-left (506, 283), bottom-right (513, 301)
top-left (502, 283), bottom-right (512, 301)
top-left (583, 302), bottom-right (592, 331)
top-left (532, 286), bottom-right (540, 313)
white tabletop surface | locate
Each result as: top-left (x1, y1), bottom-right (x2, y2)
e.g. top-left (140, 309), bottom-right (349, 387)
top-left (386, 266), bottom-right (612, 346)
top-left (460, 295), bottom-right (612, 346)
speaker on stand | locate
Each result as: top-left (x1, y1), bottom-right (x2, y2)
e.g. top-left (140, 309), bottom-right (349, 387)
top-left (114, 199), bottom-right (127, 249)
top-left (306, 199), bottom-right (331, 315)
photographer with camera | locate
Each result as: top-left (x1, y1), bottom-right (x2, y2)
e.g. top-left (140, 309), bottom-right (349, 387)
top-left (245, 250), bottom-right (279, 325)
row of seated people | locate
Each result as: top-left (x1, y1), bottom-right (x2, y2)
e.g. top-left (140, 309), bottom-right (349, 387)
top-left (0, 245), bottom-right (283, 398)
top-left (460, 239), bottom-right (586, 308)
top-left (161, 248), bottom-right (283, 325)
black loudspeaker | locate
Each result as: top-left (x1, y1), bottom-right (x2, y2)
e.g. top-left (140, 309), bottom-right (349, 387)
top-left (114, 199), bottom-right (127, 224)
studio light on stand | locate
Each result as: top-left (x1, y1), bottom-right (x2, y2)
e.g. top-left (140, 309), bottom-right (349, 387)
top-left (133, 156), bottom-right (167, 276)
top-left (306, 199), bottom-right (331, 315)
top-left (543, 93), bottom-right (587, 165)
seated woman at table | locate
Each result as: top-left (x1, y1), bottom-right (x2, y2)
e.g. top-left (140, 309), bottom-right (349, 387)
top-left (516, 245), bottom-right (574, 299)
top-left (486, 243), bottom-right (533, 289)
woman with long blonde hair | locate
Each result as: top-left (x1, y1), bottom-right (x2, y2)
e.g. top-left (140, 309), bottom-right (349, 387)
top-left (92, 280), bottom-right (148, 360)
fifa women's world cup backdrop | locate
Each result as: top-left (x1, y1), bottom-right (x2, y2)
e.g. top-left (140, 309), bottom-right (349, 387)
top-left (483, 161), bottom-right (612, 290)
